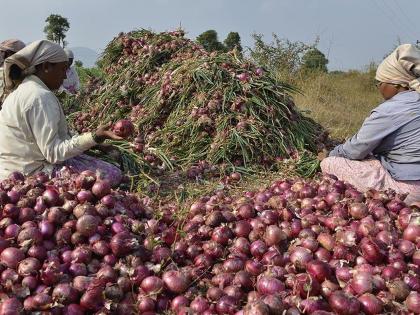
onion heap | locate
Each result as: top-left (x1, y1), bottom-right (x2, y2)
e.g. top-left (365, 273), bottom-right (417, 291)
top-left (67, 29), bottom-right (329, 180)
top-left (0, 169), bottom-right (419, 314)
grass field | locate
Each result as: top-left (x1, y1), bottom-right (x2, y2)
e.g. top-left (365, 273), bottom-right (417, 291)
top-left (292, 69), bottom-right (382, 140)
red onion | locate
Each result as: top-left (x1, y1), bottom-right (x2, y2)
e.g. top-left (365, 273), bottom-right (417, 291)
top-left (52, 283), bottom-right (79, 304)
top-left (190, 296), bottom-right (209, 312)
top-left (358, 293), bottom-right (383, 315)
top-left (17, 257), bottom-right (41, 277)
top-left (138, 296), bottom-right (155, 313)
top-left (0, 247), bottom-right (24, 269)
top-left (113, 119), bottom-right (134, 138)
top-left (0, 297), bottom-right (23, 315)
top-left (171, 295), bottom-right (189, 312)
top-left (92, 180), bottom-right (111, 199)
top-left (212, 226), bottom-right (234, 245)
top-left (264, 225), bottom-right (286, 246)
top-left (349, 202), bottom-right (368, 219)
top-left (403, 224), bottom-right (420, 243)
top-left (256, 275), bottom-right (285, 295)
top-left (405, 291), bottom-right (420, 313)
top-left (360, 237), bottom-right (386, 264)
top-left (295, 273), bottom-right (321, 298)
top-left (306, 260), bottom-right (332, 283)
top-left (234, 220), bottom-right (252, 237)
top-left (290, 247), bottom-right (313, 270)
top-left (216, 295), bottom-right (238, 315)
top-left (328, 291), bottom-right (361, 315)
top-left (351, 271), bottom-right (373, 295)
top-left (317, 233), bottom-right (335, 251)
top-left (141, 276), bottom-right (164, 294)
top-left (42, 188), bottom-right (59, 206)
top-left (162, 270), bottom-right (190, 294)
top-left (250, 240), bottom-right (268, 258)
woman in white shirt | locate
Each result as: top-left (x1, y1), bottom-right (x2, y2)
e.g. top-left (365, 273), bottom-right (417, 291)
top-left (0, 40), bottom-right (122, 185)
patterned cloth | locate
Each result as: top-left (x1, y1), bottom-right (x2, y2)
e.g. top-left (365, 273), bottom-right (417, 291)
top-left (52, 154), bottom-right (122, 187)
top-left (321, 156), bottom-right (420, 205)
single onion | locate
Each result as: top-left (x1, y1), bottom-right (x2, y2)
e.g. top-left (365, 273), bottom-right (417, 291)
top-left (405, 291), bottom-right (420, 313)
top-left (141, 276), bottom-right (164, 294)
top-left (0, 247), bottom-right (24, 269)
top-left (358, 293), bottom-right (383, 315)
top-left (328, 291), bottom-right (361, 315)
top-left (256, 275), bottom-right (285, 295)
top-left (162, 270), bottom-right (190, 294)
top-left (92, 180), bottom-right (111, 199)
top-left (113, 119), bottom-right (135, 138)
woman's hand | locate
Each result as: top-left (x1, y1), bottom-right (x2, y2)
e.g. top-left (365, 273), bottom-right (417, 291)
top-left (317, 148), bottom-right (329, 161)
top-left (95, 123), bottom-right (124, 142)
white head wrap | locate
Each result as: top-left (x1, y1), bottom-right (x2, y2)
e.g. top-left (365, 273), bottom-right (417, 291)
top-left (376, 44), bottom-right (420, 92)
top-left (3, 40), bottom-right (68, 91)
top-left (64, 48), bottom-right (74, 59)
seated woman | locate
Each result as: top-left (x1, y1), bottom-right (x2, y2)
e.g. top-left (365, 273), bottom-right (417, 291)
top-left (321, 44), bottom-right (420, 205)
top-left (0, 40), bottom-right (123, 186)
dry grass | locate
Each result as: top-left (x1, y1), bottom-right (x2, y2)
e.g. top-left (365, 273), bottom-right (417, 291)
top-left (291, 70), bottom-right (383, 139)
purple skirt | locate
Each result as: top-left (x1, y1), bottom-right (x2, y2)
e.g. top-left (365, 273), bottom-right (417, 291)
top-left (52, 154), bottom-right (122, 187)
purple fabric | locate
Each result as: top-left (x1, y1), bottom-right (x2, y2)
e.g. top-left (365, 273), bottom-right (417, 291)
top-left (52, 154), bottom-right (122, 187)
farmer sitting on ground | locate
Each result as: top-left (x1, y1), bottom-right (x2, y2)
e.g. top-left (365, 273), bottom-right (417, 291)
top-left (321, 44), bottom-right (420, 205)
top-left (60, 48), bottom-right (80, 94)
top-left (0, 39), bottom-right (25, 103)
top-left (0, 40), bottom-right (122, 186)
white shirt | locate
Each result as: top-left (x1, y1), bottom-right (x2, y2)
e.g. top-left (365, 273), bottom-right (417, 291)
top-left (0, 75), bottom-right (96, 179)
top-left (61, 66), bottom-right (80, 94)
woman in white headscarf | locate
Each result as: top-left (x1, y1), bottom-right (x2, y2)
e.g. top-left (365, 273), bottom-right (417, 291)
top-left (321, 44), bottom-right (420, 205)
top-left (0, 40), bottom-right (123, 185)
top-left (61, 48), bottom-right (80, 94)
top-left (0, 39), bottom-right (26, 103)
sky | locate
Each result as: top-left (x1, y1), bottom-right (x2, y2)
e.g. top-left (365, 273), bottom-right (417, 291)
top-left (0, 0), bottom-right (419, 70)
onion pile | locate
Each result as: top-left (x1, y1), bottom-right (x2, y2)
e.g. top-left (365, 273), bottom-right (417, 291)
top-left (0, 170), bottom-right (419, 314)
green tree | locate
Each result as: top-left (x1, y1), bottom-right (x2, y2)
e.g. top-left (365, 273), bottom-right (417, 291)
top-left (302, 48), bottom-right (329, 72)
top-left (43, 14), bottom-right (70, 47)
top-left (196, 30), bottom-right (225, 52)
top-left (224, 32), bottom-right (242, 52)
top-left (74, 60), bottom-right (83, 67)
top-left (249, 33), bottom-right (315, 76)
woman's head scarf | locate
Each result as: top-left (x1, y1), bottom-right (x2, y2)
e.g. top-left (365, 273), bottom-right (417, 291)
top-left (0, 39), bottom-right (25, 53)
top-left (0, 39), bottom-right (25, 64)
top-left (376, 44), bottom-right (420, 92)
top-left (3, 39), bottom-right (68, 91)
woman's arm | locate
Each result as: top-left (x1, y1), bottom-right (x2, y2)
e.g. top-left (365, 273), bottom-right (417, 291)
top-left (24, 97), bottom-right (97, 164)
top-left (329, 109), bottom-right (401, 160)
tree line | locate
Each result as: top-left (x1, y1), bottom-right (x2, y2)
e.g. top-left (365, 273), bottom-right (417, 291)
top-left (42, 14), bottom-right (329, 73)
